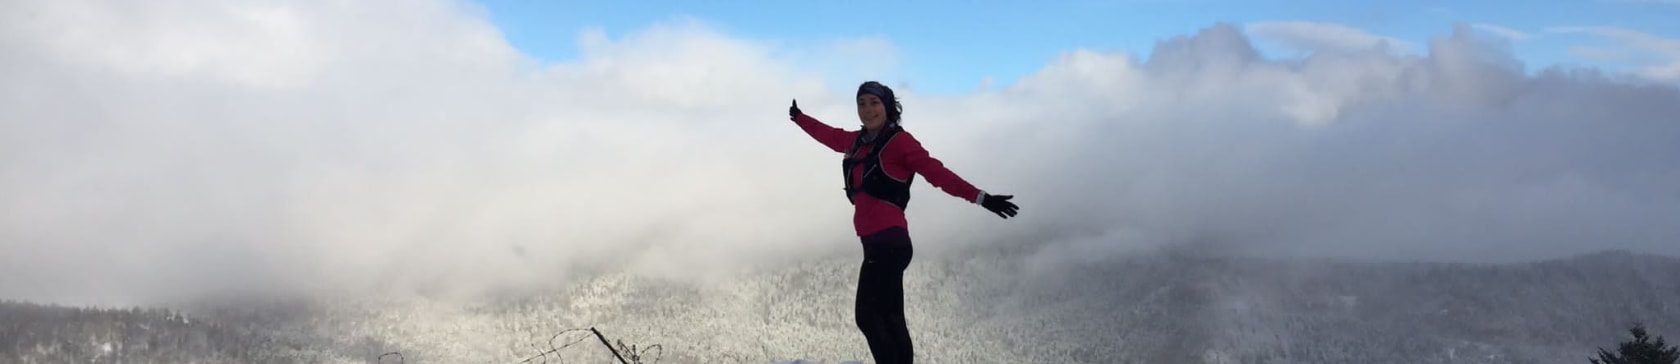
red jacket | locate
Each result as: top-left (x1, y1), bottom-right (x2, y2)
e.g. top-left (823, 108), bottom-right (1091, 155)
top-left (793, 113), bottom-right (985, 237)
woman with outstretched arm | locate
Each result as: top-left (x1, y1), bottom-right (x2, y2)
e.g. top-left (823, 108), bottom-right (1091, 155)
top-left (787, 81), bottom-right (1019, 364)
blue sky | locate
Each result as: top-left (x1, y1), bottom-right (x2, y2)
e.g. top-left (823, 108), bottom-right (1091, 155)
top-left (473, 0), bottom-right (1679, 94)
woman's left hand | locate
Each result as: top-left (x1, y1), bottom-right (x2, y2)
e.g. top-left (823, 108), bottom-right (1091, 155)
top-left (980, 194), bottom-right (1019, 219)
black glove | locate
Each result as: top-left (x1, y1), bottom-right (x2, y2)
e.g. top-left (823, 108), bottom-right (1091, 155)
top-left (980, 193), bottom-right (1019, 219)
top-left (789, 99), bottom-right (802, 120)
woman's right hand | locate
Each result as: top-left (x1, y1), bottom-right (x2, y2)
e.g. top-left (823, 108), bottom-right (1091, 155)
top-left (789, 99), bottom-right (802, 119)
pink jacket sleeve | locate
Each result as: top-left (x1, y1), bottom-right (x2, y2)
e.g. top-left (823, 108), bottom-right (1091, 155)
top-left (892, 132), bottom-right (985, 203)
top-left (792, 114), bottom-right (854, 153)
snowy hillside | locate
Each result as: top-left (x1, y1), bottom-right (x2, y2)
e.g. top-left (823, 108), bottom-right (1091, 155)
top-left (3, 248), bottom-right (1677, 363)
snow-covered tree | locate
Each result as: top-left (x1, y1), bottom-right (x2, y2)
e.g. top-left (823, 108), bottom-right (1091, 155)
top-left (1590, 324), bottom-right (1679, 364)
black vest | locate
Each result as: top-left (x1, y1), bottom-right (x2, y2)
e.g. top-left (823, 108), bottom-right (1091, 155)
top-left (842, 126), bottom-right (914, 209)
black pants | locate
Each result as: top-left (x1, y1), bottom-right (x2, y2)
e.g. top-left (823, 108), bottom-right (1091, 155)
top-left (856, 227), bottom-right (915, 364)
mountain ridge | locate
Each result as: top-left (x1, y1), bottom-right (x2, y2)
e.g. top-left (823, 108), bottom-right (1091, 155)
top-left (2, 248), bottom-right (1676, 363)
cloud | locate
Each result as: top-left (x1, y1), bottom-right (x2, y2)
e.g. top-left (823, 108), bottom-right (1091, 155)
top-left (3, 1), bottom-right (1679, 307)
top-left (1568, 45), bottom-right (1632, 62)
top-left (1548, 26), bottom-right (1680, 82)
top-left (1549, 26), bottom-right (1680, 57)
top-left (932, 23), bottom-right (1680, 270)
top-left (0, 0), bottom-right (875, 305)
top-left (1244, 21), bottom-right (1420, 55)
top-left (1472, 23), bottom-right (1533, 41)
top-left (1643, 62), bottom-right (1680, 80)
top-left (801, 36), bottom-right (901, 86)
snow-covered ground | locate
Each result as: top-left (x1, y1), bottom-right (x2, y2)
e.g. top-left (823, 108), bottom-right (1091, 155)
top-left (4, 250), bottom-right (1679, 363)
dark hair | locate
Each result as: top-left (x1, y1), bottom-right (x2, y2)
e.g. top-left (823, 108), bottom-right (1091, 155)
top-left (857, 81), bottom-right (904, 125)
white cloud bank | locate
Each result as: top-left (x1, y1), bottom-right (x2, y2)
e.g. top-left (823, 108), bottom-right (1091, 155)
top-left (2, 0), bottom-right (1678, 306)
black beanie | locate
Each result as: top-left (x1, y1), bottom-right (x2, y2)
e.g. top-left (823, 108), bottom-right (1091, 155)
top-left (856, 81), bottom-right (902, 125)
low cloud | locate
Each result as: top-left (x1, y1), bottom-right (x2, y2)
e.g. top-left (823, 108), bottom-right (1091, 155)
top-left (947, 24), bottom-right (1680, 269)
top-left (0, 0), bottom-right (871, 305)
top-left (2, 1), bottom-right (1678, 306)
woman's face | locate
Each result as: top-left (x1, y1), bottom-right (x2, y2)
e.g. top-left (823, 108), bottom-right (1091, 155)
top-left (856, 93), bottom-right (888, 131)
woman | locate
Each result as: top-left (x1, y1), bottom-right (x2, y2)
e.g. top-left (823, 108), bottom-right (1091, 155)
top-left (788, 81), bottom-right (1019, 364)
